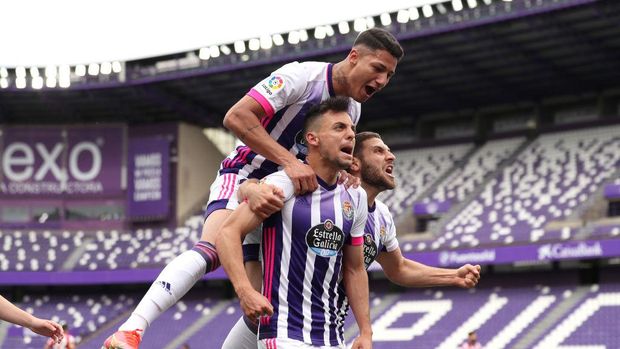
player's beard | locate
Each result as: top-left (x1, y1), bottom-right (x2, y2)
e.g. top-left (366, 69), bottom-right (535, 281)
top-left (360, 162), bottom-right (395, 191)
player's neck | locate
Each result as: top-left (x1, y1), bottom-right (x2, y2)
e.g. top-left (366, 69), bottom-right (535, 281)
top-left (331, 61), bottom-right (349, 96)
top-left (307, 154), bottom-right (340, 186)
top-left (361, 182), bottom-right (380, 205)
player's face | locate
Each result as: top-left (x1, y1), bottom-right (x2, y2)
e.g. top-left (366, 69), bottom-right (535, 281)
top-left (358, 137), bottom-right (396, 191)
top-left (317, 111), bottom-right (356, 169)
top-left (349, 48), bottom-right (398, 103)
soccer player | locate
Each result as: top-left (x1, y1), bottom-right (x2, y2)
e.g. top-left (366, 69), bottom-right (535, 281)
top-left (0, 295), bottom-right (64, 343)
top-left (103, 28), bottom-right (403, 348)
top-left (221, 131), bottom-right (481, 349)
top-left (217, 97), bottom-right (372, 349)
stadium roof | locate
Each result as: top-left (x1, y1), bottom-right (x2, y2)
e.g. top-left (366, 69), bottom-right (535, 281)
top-left (0, 0), bottom-right (618, 130)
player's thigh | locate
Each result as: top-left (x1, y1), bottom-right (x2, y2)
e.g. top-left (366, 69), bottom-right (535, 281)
top-left (200, 209), bottom-right (233, 243)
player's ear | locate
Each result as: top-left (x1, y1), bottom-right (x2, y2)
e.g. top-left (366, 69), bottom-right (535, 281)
top-left (305, 131), bottom-right (319, 146)
top-left (349, 157), bottom-right (360, 172)
top-left (348, 47), bottom-right (360, 65)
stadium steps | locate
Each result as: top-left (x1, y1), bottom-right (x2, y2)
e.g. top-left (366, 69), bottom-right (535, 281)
top-left (436, 294), bottom-right (509, 349)
top-left (571, 166), bottom-right (620, 221)
top-left (343, 293), bottom-right (401, 345)
top-left (511, 286), bottom-right (590, 349)
top-left (61, 236), bottom-right (95, 271)
top-left (162, 299), bottom-right (234, 349)
top-left (76, 307), bottom-right (134, 348)
top-left (395, 145), bottom-right (480, 235)
top-left (430, 137), bottom-right (535, 236)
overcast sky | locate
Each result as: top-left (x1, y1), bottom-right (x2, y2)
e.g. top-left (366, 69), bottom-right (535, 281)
top-left (0, 0), bottom-right (443, 67)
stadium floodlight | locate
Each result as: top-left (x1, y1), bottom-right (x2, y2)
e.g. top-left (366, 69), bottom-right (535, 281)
top-left (410, 7), bottom-right (420, 20)
top-left (75, 64), bottom-right (86, 77)
top-left (234, 40), bottom-right (246, 53)
top-left (45, 66), bottom-right (57, 78)
top-left (88, 63), bottom-right (100, 76)
top-left (260, 35), bottom-right (273, 49)
top-left (366, 16), bottom-right (376, 29)
top-left (0, 78), bottom-right (8, 89)
top-left (45, 77), bottom-right (57, 88)
top-left (16, 66), bottom-right (26, 78)
top-left (422, 4), bottom-right (434, 17)
top-left (338, 21), bottom-right (350, 34)
top-left (380, 13), bottom-right (392, 26)
top-left (111, 61), bottom-right (122, 73)
top-left (199, 47), bottom-right (210, 60)
top-left (272, 34), bottom-right (284, 46)
top-left (324, 25), bottom-right (334, 37)
top-left (220, 45), bottom-right (232, 55)
top-left (32, 76), bottom-right (43, 89)
top-left (30, 67), bottom-right (40, 77)
top-left (0, 67), bottom-right (7, 78)
top-left (249, 38), bottom-right (261, 50)
top-left (467, 0), bottom-right (478, 8)
top-left (209, 45), bottom-right (220, 58)
top-left (240, 54), bottom-right (250, 62)
top-left (482, 0), bottom-right (492, 4)
top-left (396, 9), bottom-right (410, 23)
top-left (353, 18), bottom-right (367, 32)
top-left (436, 3), bottom-right (448, 14)
top-left (299, 29), bottom-right (308, 42)
top-left (59, 65), bottom-right (71, 88)
top-left (314, 26), bottom-right (326, 40)
top-left (452, 0), bottom-right (464, 11)
top-left (287, 31), bottom-right (300, 45)
top-left (16, 77), bottom-right (26, 89)
top-left (100, 62), bottom-right (112, 75)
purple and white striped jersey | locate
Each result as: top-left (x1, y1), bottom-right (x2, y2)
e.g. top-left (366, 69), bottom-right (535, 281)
top-left (333, 199), bottom-right (399, 342)
top-left (220, 61), bottom-right (361, 180)
top-left (258, 170), bottom-right (368, 347)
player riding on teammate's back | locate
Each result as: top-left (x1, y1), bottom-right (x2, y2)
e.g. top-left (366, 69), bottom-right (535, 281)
top-left (102, 28), bottom-right (403, 349)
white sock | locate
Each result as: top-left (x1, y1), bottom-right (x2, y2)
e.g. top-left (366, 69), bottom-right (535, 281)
top-left (119, 250), bottom-right (207, 332)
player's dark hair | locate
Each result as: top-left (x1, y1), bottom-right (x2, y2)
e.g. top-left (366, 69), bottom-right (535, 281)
top-left (354, 28), bottom-right (404, 60)
top-left (353, 131), bottom-right (382, 158)
top-left (303, 97), bottom-right (351, 135)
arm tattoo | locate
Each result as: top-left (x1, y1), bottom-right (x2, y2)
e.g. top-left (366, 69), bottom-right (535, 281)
top-left (240, 124), bottom-right (261, 141)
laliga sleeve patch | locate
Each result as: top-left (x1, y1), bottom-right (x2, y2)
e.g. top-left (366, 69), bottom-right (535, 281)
top-left (260, 76), bottom-right (285, 96)
top-left (306, 219), bottom-right (345, 257)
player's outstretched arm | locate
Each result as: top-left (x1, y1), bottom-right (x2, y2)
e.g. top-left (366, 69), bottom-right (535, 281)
top-left (376, 248), bottom-right (481, 288)
top-left (216, 204), bottom-right (273, 322)
top-left (0, 295), bottom-right (63, 343)
top-left (223, 96), bottom-right (317, 194)
top-left (343, 244), bottom-right (373, 349)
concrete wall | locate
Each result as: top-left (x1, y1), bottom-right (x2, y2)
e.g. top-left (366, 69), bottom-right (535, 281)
top-left (176, 123), bottom-right (225, 224)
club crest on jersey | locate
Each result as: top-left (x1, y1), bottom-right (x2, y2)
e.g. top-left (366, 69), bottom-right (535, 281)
top-left (260, 76), bottom-right (284, 96)
top-left (380, 225), bottom-right (387, 238)
top-left (306, 219), bottom-right (345, 257)
top-left (363, 233), bottom-right (378, 268)
top-left (342, 201), bottom-right (354, 220)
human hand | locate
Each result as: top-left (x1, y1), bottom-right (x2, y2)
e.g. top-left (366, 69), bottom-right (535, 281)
top-left (28, 317), bottom-right (63, 343)
top-left (245, 182), bottom-right (285, 219)
top-left (455, 264), bottom-right (481, 288)
top-left (337, 170), bottom-right (361, 189)
top-left (237, 287), bottom-right (274, 324)
top-left (283, 161), bottom-right (317, 195)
